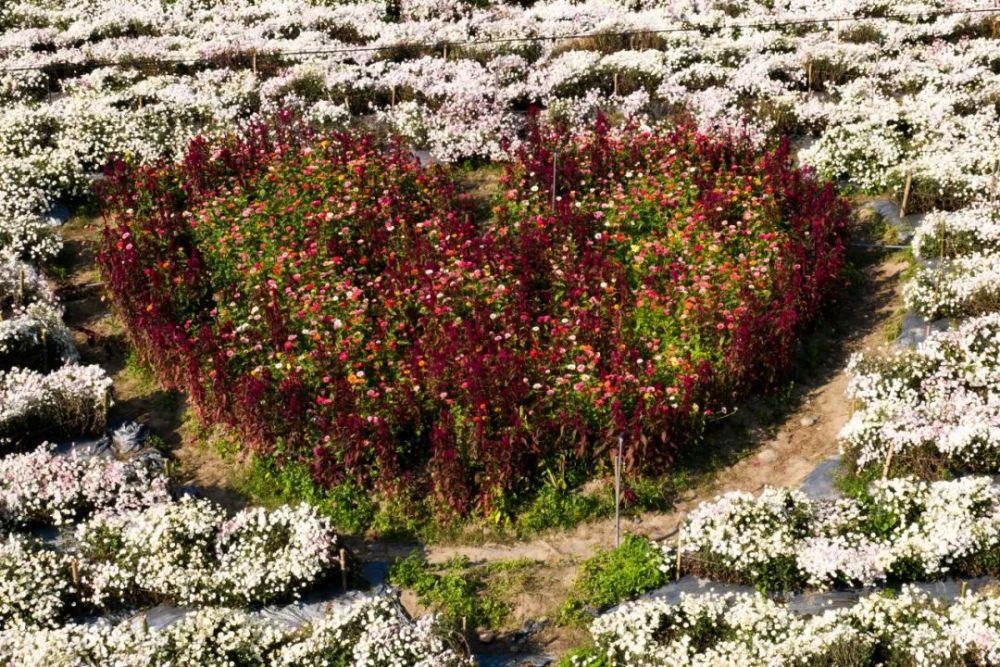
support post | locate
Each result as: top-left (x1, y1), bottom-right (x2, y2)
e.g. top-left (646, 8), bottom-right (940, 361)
top-left (551, 151), bottom-right (558, 213)
top-left (899, 171), bottom-right (913, 218)
top-left (882, 443), bottom-right (895, 479)
top-left (675, 519), bottom-right (684, 580)
top-left (614, 434), bottom-right (623, 548)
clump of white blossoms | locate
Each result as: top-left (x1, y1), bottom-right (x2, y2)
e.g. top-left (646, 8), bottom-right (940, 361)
top-left (0, 443), bottom-right (170, 528)
top-left (904, 250), bottom-right (1000, 320)
top-left (672, 476), bottom-right (1000, 590)
top-left (840, 312), bottom-right (1000, 473)
top-left (0, 248), bottom-right (76, 370)
top-left (588, 586), bottom-right (1000, 667)
top-left (0, 364), bottom-right (112, 441)
top-left (0, 592), bottom-right (470, 666)
top-left (903, 204), bottom-right (1000, 321)
top-left (911, 205), bottom-right (1000, 261)
top-left (0, 534), bottom-right (75, 630)
top-left (77, 496), bottom-right (340, 608)
top-left (271, 592), bottom-right (473, 667)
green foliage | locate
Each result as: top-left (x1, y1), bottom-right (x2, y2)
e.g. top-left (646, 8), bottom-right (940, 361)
top-left (514, 468), bottom-right (610, 534)
top-left (124, 349), bottom-right (158, 390)
top-left (560, 535), bottom-right (668, 623)
top-left (556, 648), bottom-right (607, 667)
top-left (835, 462), bottom-right (882, 501)
top-left (237, 456), bottom-right (376, 535)
top-left (388, 553), bottom-right (511, 630)
top-left (513, 464), bottom-right (673, 536)
top-left (237, 448), bottom-right (672, 540)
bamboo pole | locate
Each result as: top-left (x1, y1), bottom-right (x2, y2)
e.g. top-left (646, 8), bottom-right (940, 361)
top-left (675, 516), bottom-right (685, 580)
top-left (551, 151), bottom-right (558, 213)
top-left (990, 160), bottom-right (999, 204)
top-left (614, 435), bottom-right (623, 548)
top-left (882, 443), bottom-right (895, 479)
top-left (899, 171), bottom-right (913, 218)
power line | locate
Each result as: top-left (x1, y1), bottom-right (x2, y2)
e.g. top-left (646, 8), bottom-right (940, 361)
top-left (0, 5), bottom-right (998, 74)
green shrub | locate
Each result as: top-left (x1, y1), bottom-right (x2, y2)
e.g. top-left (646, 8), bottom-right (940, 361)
top-left (560, 535), bottom-right (668, 623)
top-left (388, 553), bottom-right (510, 630)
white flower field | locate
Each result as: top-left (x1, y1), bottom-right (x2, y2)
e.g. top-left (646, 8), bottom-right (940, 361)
top-left (1, 0), bottom-right (1000, 664)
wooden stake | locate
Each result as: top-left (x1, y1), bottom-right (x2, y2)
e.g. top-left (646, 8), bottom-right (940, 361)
top-left (806, 61), bottom-right (813, 91)
top-left (612, 71), bottom-right (619, 96)
top-left (551, 151), bottom-right (558, 213)
top-left (614, 435), bottom-right (623, 548)
top-left (390, 86), bottom-right (396, 106)
top-left (939, 216), bottom-right (945, 259)
top-left (251, 50), bottom-right (257, 75)
top-left (881, 443), bottom-right (895, 479)
top-left (990, 160), bottom-right (999, 204)
top-left (339, 548), bottom-right (348, 590)
top-left (70, 558), bottom-right (79, 587)
top-left (675, 521), bottom-right (683, 580)
top-left (899, 171), bottom-right (913, 218)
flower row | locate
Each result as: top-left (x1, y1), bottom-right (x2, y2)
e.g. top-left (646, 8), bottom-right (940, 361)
top-left (0, 0), bottom-right (997, 229)
top-left (0, 364), bottom-right (113, 445)
top-left (0, 442), bottom-right (169, 528)
top-left (903, 250), bottom-right (1000, 321)
top-left (0, 497), bottom-right (340, 629)
top-left (581, 585), bottom-right (1000, 667)
top-left (841, 304), bottom-right (1000, 476)
top-left (902, 204), bottom-right (1000, 321)
top-left (0, 249), bottom-right (77, 372)
top-left (671, 475), bottom-right (1000, 591)
top-left (0, 591), bottom-right (470, 667)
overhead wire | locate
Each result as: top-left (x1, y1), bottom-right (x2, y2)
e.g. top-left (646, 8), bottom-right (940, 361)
top-left (0, 5), bottom-right (998, 73)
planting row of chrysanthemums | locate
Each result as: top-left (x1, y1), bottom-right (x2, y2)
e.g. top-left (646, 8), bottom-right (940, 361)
top-left (571, 585), bottom-right (1000, 667)
top-left (0, 364), bottom-right (112, 445)
top-left (0, 209), bottom-right (112, 452)
top-left (0, 496), bottom-right (340, 628)
top-left (0, 249), bottom-right (76, 372)
top-left (902, 204), bottom-right (1000, 321)
top-left (0, 443), bottom-right (169, 528)
top-left (840, 311), bottom-right (1000, 475)
top-left (0, 0), bottom-right (997, 232)
top-left (664, 475), bottom-right (1000, 592)
top-left (96, 117), bottom-right (848, 513)
top-left (0, 591), bottom-right (471, 667)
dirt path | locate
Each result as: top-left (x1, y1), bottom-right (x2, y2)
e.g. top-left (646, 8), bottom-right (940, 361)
top-left (56, 214), bottom-right (247, 510)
